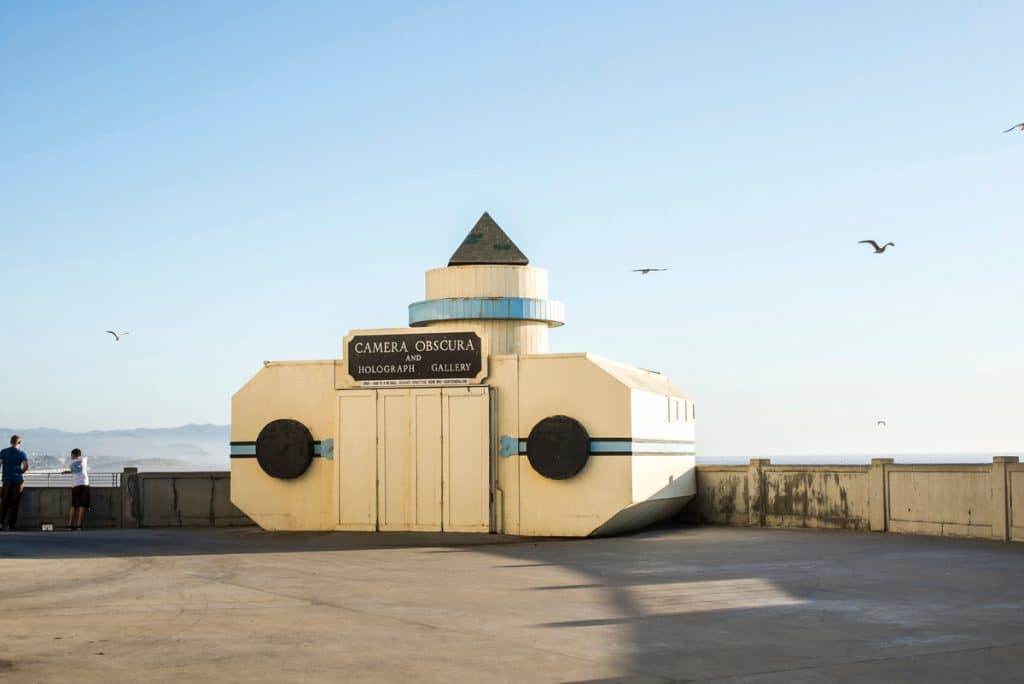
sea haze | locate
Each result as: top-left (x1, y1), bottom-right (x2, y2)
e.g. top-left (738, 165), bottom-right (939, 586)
top-left (1, 424), bottom-right (229, 472)
top-left (3, 423), bottom-right (1016, 474)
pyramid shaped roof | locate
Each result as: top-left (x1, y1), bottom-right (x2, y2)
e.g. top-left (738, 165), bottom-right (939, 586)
top-left (448, 212), bottom-right (529, 266)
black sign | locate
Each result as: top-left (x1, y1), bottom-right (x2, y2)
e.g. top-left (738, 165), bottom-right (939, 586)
top-left (347, 331), bottom-right (483, 386)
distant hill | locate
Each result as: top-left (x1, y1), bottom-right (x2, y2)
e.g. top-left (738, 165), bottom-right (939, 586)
top-left (0, 424), bottom-right (230, 472)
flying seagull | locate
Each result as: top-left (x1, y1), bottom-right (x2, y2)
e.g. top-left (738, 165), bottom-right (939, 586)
top-left (105, 330), bottom-right (130, 341)
top-left (858, 240), bottom-right (895, 254)
top-left (1003, 123), bottom-right (1024, 133)
top-left (877, 420), bottom-right (887, 428)
top-left (633, 268), bottom-right (668, 275)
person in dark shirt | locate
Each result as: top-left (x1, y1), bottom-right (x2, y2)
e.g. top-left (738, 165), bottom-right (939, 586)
top-left (0, 434), bottom-right (30, 530)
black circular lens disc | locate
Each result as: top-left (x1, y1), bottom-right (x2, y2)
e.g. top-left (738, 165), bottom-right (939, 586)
top-left (527, 415), bottom-right (590, 480)
top-left (255, 419), bottom-right (314, 479)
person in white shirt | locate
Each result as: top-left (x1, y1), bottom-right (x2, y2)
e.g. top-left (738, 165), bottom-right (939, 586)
top-left (63, 448), bottom-right (90, 530)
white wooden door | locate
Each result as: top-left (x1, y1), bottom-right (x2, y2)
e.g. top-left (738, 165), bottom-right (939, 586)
top-left (337, 387), bottom-right (487, 533)
top-left (442, 387), bottom-right (491, 532)
top-left (377, 390), bottom-right (412, 531)
top-left (410, 389), bottom-right (443, 531)
top-left (337, 390), bottom-right (378, 530)
top-left (376, 389), bottom-right (443, 531)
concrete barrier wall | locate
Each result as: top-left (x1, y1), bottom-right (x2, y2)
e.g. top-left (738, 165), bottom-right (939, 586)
top-left (10, 470), bottom-right (253, 529)
top-left (17, 487), bottom-right (122, 529)
top-left (764, 465), bottom-right (871, 530)
top-left (689, 466), bottom-right (749, 526)
top-left (13, 461), bottom-right (1023, 540)
top-left (886, 464), bottom-right (992, 538)
top-left (132, 471), bottom-right (252, 527)
top-left (685, 456), bottom-right (1022, 542)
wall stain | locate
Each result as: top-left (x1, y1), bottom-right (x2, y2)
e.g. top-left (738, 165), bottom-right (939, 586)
top-left (171, 479), bottom-right (181, 526)
top-left (763, 471), bottom-right (866, 529)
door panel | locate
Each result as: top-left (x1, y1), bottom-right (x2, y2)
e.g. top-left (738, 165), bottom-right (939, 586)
top-left (377, 390), bottom-right (413, 531)
top-left (442, 387), bottom-right (491, 532)
top-left (337, 390), bottom-right (377, 530)
top-left (411, 389), bottom-right (443, 531)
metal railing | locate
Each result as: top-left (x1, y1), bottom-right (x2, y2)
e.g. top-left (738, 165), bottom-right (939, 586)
top-left (11, 472), bottom-right (122, 488)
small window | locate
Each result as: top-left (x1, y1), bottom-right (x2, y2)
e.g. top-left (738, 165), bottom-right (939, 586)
top-left (668, 397), bottom-right (682, 422)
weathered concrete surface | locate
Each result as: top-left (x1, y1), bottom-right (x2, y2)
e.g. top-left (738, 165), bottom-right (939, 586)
top-left (17, 487), bottom-right (122, 529)
top-left (689, 465), bottom-right (749, 526)
top-left (135, 471), bottom-right (252, 527)
top-left (686, 457), bottom-right (1024, 542)
top-left (763, 466), bottom-right (871, 530)
top-left (2, 526), bottom-right (1022, 682)
top-left (14, 471), bottom-right (253, 531)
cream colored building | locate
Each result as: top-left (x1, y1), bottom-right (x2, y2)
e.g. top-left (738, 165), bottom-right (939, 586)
top-left (231, 213), bottom-right (695, 536)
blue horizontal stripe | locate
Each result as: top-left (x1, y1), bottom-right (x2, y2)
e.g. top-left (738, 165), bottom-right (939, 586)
top-left (408, 297), bottom-right (565, 327)
top-left (229, 442), bottom-right (324, 458)
top-left (500, 437), bottom-right (695, 458)
top-left (233, 438), bottom-right (692, 459)
top-left (624, 441), bottom-right (696, 454)
top-left (589, 440), bottom-right (633, 454)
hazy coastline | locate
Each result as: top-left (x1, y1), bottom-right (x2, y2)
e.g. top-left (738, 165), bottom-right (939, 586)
top-left (4, 424), bottom-right (1016, 472)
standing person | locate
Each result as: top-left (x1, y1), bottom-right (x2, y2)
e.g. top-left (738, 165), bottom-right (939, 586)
top-left (0, 435), bottom-right (29, 530)
top-left (63, 448), bottom-right (89, 530)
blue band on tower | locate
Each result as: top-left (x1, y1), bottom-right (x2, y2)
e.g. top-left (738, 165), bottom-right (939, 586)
top-left (409, 297), bottom-right (565, 327)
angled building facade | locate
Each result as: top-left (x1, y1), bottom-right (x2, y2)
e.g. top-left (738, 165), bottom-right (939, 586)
top-left (230, 213), bottom-right (696, 536)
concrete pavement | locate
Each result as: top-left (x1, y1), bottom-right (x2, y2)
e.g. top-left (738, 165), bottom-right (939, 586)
top-left (1, 526), bottom-right (1022, 682)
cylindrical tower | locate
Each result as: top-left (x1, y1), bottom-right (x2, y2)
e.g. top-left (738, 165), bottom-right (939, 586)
top-left (408, 212), bottom-right (564, 355)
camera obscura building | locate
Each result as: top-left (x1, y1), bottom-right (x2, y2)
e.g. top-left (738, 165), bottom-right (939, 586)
top-left (230, 213), bottom-right (695, 536)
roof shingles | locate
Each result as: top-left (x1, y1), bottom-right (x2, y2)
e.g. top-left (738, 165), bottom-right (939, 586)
top-left (448, 212), bottom-right (529, 266)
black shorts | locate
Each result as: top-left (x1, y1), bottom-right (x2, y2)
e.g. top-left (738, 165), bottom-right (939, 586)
top-left (71, 485), bottom-right (90, 508)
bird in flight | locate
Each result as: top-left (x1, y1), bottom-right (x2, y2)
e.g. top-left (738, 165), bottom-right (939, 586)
top-left (1003, 122), bottom-right (1024, 133)
top-left (633, 268), bottom-right (668, 275)
top-left (859, 240), bottom-right (895, 254)
top-left (105, 330), bottom-right (130, 341)
top-left (877, 420), bottom-right (887, 428)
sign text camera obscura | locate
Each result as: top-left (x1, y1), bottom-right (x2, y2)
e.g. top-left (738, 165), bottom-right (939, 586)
top-left (346, 331), bottom-right (484, 386)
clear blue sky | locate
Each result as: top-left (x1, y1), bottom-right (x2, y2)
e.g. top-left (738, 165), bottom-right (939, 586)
top-left (2, 1), bottom-right (1021, 457)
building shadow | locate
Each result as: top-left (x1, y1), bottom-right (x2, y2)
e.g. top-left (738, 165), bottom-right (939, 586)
top-left (4, 524), bottom-right (1024, 681)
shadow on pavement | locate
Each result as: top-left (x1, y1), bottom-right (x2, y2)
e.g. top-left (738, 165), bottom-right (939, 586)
top-left (4, 523), bottom-right (1024, 681)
